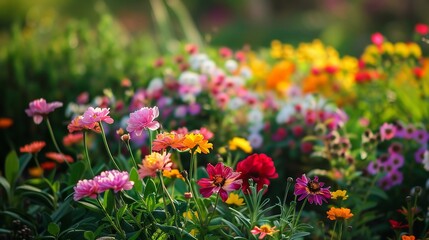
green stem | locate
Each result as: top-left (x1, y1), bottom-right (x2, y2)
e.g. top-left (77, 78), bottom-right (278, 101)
top-left (331, 220), bottom-right (337, 240)
top-left (338, 221), bottom-right (343, 240)
top-left (83, 131), bottom-right (94, 176)
top-left (282, 179), bottom-right (292, 206)
top-left (125, 141), bottom-right (138, 169)
top-left (99, 121), bottom-right (120, 170)
top-left (207, 193), bottom-right (220, 225)
top-left (96, 197), bottom-right (126, 239)
top-left (46, 118), bottom-right (70, 167)
top-left (158, 171), bottom-right (171, 219)
top-left (293, 198), bottom-right (308, 230)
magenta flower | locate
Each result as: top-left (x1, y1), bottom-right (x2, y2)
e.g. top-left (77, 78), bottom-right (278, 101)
top-left (81, 107), bottom-right (114, 125)
top-left (126, 106), bottom-right (160, 136)
top-left (294, 174), bottom-right (331, 205)
top-left (197, 162), bottom-right (242, 201)
top-left (25, 98), bottom-right (63, 124)
top-left (379, 123), bottom-right (396, 141)
top-left (95, 170), bottom-right (134, 193)
top-left (73, 179), bottom-right (99, 201)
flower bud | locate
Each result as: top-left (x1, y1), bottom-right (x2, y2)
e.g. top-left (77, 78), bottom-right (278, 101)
top-left (121, 134), bottom-right (131, 142)
top-left (184, 192), bottom-right (193, 199)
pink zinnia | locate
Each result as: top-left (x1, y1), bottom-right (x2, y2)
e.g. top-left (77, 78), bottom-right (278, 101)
top-left (371, 32), bottom-right (384, 46)
top-left (73, 179), bottom-right (99, 201)
top-left (95, 170), bottom-right (134, 193)
top-left (25, 98), bottom-right (63, 124)
top-left (294, 174), bottom-right (331, 205)
top-left (138, 152), bottom-right (173, 178)
top-left (197, 162), bottom-right (242, 201)
top-left (81, 107), bottom-right (114, 125)
top-left (127, 106), bottom-right (160, 136)
top-left (415, 23), bottom-right (429, 36)
top-left (67, 115), bottom-right (101, 133)
top-left (380, 123), bottom-right (396, 141)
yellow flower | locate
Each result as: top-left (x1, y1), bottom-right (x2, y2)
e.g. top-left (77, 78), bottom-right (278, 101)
top-left (163, 169), bottom-right (184, 180)
top-left (382, 42), bottom-right (395, 55)
top-left (251, 224), bottom-right (279, 239)
top-left (218, 146), bottom-right (227, 155)
top-left (326, 207), bottom-right (353, 220)
top-left (225, 193), bottom-right (244, 206)
top-left (229, 137), bottom-right (252, 153)
top-left (182, 133), bottom-right (213, 154)
top-left (331, 190), bottom-right (349, 200)
top-left (394, 42), bottom-right (409, 58)
top-left (408, 43), bottom-right (422, 58)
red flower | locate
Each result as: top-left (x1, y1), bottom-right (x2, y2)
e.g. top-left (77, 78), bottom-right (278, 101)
top-left (236, 153), bottom-right (278, 193)
top-left (415, 23), bottom-right (429, 35)
top-left (389, 219), bottom-right (408, 229)
top-left (20, 141), bottom-right (46, 154)
top-left (45, 152), bottom-right (74, 163)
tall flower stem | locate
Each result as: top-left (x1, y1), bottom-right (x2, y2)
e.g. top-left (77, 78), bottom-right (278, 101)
top-left (338, 221), bottom-right (344, 240)
top-left (46, 118), bottom-right (70, 167)
top-left (158, 171), bottom-right (178, 226)
top-left (83, 131), bottom-right (94, 176)
top-left (125, 141), bottom-right (138, 169)
top-left (330, 220), bottom-right (338, 240)
top-left (99, 121), bottom-right (120, 170)
top-left (293, 198), bottom-right (308, 230)
top-left (207, 193), bottom-right (220, 225)
top-left (96, 197), bottom-right (126, 239)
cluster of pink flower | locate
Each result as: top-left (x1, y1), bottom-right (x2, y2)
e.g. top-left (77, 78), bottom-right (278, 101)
top-left (73, 170), bottom-right (134, 201)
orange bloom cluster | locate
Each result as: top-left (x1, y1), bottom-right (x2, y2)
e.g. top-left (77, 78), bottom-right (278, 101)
top-left (45, 152), bottom-right (74, 163)
top-left (152, 132), bottom-right (213, 154)
top-left (326, 207), bottom-right (354, 220)
top-left (20, 141), bottom-right (46, 154)
top-left (0, 118), bottom-right (13, 129)
top-left (63, 133), bottom-right (84, 147)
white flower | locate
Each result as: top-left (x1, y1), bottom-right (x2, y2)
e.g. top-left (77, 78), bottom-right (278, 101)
top-left (240, 66), bottom-right (252, 79)
top-left (423, 150), bottom-right (429, 171)
top-left (247, 132), bottom-right (263, 149)
top-left (200, 60), bottom-right (216, 75)
top-left (228, 97), bottom-right (244, 110)
top-left (276, 104), bottom-right (294, 124)
top-left (147, 78), bottom-right (163, 93)
top-left (248, 122), bottom-right (264, 133)
top-left (189, 53), bottom-right (208, 70)
top-left (247, 108), bottom-right (264, 124)
top-left (225, 59), bottom-right (238, 73)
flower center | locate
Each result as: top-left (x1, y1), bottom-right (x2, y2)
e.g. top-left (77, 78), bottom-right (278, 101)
top-left (308, 180), bottom-right (320, 193)
top-left (260, 225), bottom-right (271, 233)
top-left (213, 175), bottom-right (225, 186)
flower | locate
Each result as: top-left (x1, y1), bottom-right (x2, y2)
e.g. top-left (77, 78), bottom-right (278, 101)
top-left (389, 219), bottom-right (408, 229)
top-left (250, 224), bottom-right (278, 239)
top-left (326, 207), bottom-right (354, 220)
top-left (45, 152), bottom-right (74, 163)
top-left (127, 106), bottom-right (160, 136)
top-left (236, 153), bottom-right (278, 193)
top-left (67, 115), bottom-right (101, 133)
top-left (152, 132), bottom-right (187, 152)
top-left (0, 118), bottom-right (13, 129)
top-left (228, 137), bottom-right (252, 153)
top-left (81, 107), bottom-right (114, 125)
top-left (95, 170), bottom-right (134, 193)
top-left (415, 23), bottom-right (429, 35)
top-left (20, 141), bottom-right (46, 154)
top-left (182, 133), bottom-right (213, 154)
top-left (380, 123), bottom-right (396, 141)
top-left (294, 174), bottom-right (331, 205)
top-left (401, 235), bottom-right (415, 240)
top-left (225, 193), bottom-right (244, 206)
top-left (371, 32), bottom-right (384, 46)
top-left (163, 169), bottom-right (184, 180)
top-left (331, 190), bottom-right (348, 200)
top-left (62, 133), bottom-right (83, 147)
top-left (197, 162), bottom-right (242, 201)
top-left (138, 152), bottom-right (173, 178)
top-left (28, 167), bottom-right (43, 177)
top-left (40, 162), bottom-right (56, 171)
top-left (73, 179), bottom-right (99, 201)
top-left (25, 98), bottom-right (63, 124)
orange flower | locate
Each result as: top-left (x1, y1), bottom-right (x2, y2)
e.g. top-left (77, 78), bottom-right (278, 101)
top-left (28, 167), bottom-right (43, 177)
top-left (0, 118), bottom-right (13, 129)
top-left (182, 133), bottom-right (213, 154)
top-left (20, 141), bottom-right (46, 154)
top-left (40, 162), bottom-right (56, 170)
top-left (152, 132), bottom-right (187, 152)
top-left (63, 133), bottom-right (84, 147)
top-left (327, 207), bottom-right (354, 220)
top-left (401, 235), bottom-right (415, 240)
top-left (45, 152), bottom-right (74, 163)
top-left (266, 61), bottom-right (294, 93)
top-left (251, 224), bottom-right (278, 239)
top-left (163, 169), bottom-right (184, 180)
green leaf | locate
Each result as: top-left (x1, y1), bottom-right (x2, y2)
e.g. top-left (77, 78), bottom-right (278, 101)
top-left (68, 161), bottom-right (86, 185)
top-left (5, 150), bottom-right (19, 184)
top-left (128, 230), bottom-right (142, 240)
top-left (17, 153), bottom-right (31, 179)
top-left (103, 190), bottom-right (115, 214)
top-left (116, 204), bottom-right (127, 224)
top-left (0, 176), bottom-right (10, 199)
top-left (129, 167), bottom-right (142, 193)
top-left (221, 219), bottom-right (243, 236)
top-left (290, 231), bottom-right (310, 239)
top-left (369, 187), bottom-right (389, 200)
top-left (77, 201), bottom-right (101, 213)
top-left (47, 222), bottom-right (60, 236)
top-left (84, 231), bottom-right (95, 240)
top-left (144, 178), bottom-right (157, 199)
top-left (0, 228), bottom-right (12, 234)
top-left (15, 185), bottom-right (55, 209)
top-left (154, 223), bottom-right (197, 240)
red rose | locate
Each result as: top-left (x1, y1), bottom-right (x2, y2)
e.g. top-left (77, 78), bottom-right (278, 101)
top-left (236, 153), bottom-right (278, 193)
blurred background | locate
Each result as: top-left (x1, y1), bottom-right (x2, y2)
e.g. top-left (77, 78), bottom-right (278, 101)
top-left (1, 0), bottom-right (428, 55)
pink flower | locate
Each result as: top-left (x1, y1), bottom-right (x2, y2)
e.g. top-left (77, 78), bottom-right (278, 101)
top-left (371, 32), bottom-right (384, 46)
top-left (67, 115), bottom-right (101, 133)
top-left (127, 106), bottom-right (160, 136)
top-left (81, 107), bottom-right (114, 125)
top-left (25, 98), bottom-right (63, 124)
top-left (380, 123), bottom-right (396, 141)
top-left (95, 170), bottom-right (134, 193)
top-left (192, 127), bottom-right (214, 140)
top-left (415, 23), bottom-right (429, 35)
top-left (73, 179), bottom-right (99, 201)
top-left (197, 162), bottom-right (242, 201)
top-left (294, 174), bottom-right (331, 205)
top-left (138, 152), bottom-right (173, 178)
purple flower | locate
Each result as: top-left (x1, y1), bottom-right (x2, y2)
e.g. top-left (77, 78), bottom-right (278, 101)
top-left (294, 174), bottom-right (331, 205)
top-left (95, 170), bottom-right (134, 193)
top-left (366, 160), bottom-right (381, 175)
top-left (197, 162), bottom-right (242, 202)
top-left (379, 123), bottom-right (396, 141)
top-left (388, 153), bottom-right (404, 169)
top-left (25, 98), bottom-right (63, 124)
top-left (126, 106), bottom-right (160, 136)
top-left (388, 142), bottom-right (403, 155)
top-left (188, 102), bottom-right (201, 115)
top-left (73, 179), bottom-right (99, 201)
top-left (81, 107), bottom-right (114, 125)
top-left (413, 129), bottom-right (429, 145)
top-left (415, 147), bottom-right (427, 163)
top-left (378, 170), bottom-right (403, 190)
